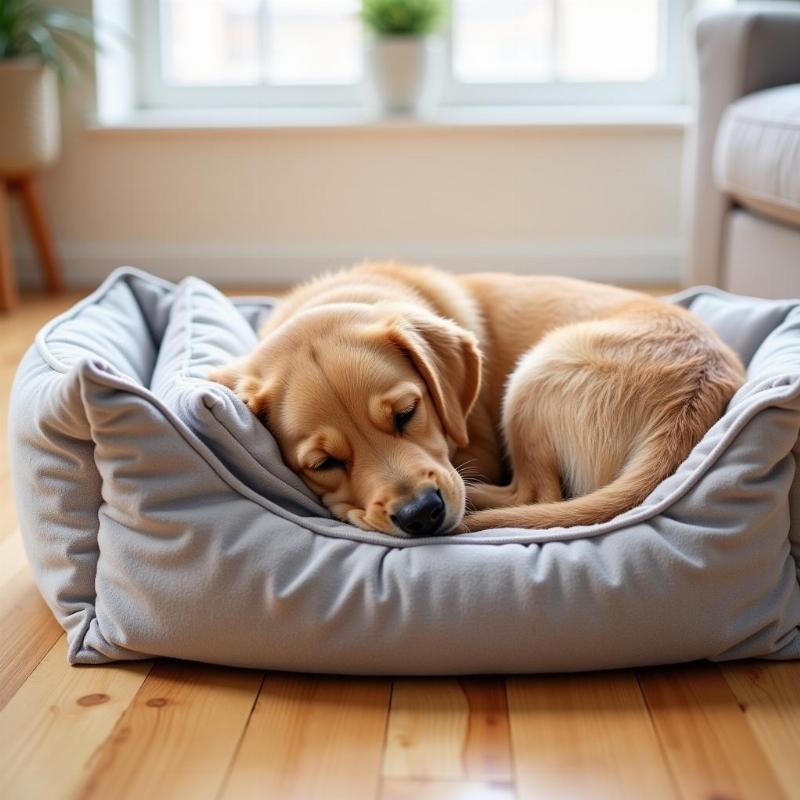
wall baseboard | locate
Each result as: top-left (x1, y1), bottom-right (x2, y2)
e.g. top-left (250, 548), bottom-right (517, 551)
top-left (15, 238), bottom-right (682, 288)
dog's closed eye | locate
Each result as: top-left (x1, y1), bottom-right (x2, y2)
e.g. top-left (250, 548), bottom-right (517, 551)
top-left (394, 404), bottom-right (417, 433)
top-left (311, 456), bottom-right (346, 472)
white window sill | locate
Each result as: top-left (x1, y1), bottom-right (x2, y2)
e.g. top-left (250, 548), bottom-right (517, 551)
top-left (88, 105), bottom-right (691, 134)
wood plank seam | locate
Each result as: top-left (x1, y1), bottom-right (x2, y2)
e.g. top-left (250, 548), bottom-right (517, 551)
top-left (0, 568), bottom-right (64, 711)
top-left (219, 673), bottom-right (393, 800)
top-left (721, 661), bottom-right (800, 798)
top-left (637, 664), bottom-right (787, 800)
top-left (213, 670), bottom-right (268, 800)
top-left (78, 660), bottom-right (263, 800)
top-left (506, 672), bottom-right (677, 799)
top-left (377, 679), bottom-right (398, 800)
top-left (461, 678), bottom-right (513, 781)
top-left (634, 670), bottom-right (687, 800)
top-left (0, 636), bottom-right (154, 800)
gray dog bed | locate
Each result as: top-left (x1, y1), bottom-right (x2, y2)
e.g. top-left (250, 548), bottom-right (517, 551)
top-left (9, 267), bottom-right (800, 673)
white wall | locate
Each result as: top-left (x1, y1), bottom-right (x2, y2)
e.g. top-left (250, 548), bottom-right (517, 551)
top-left (13, 121), bottom-right (685, 287)
top-left (11, 0), bottom-right (687, 288)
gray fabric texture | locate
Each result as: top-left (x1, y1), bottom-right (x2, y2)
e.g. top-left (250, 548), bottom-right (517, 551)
top-left (685, 4), bottom-right (800, 294)
top-left (725, 210), bottom-right (800, 301)
top-left (9, 267), bottom-right (800, 673)
top-left (715, 84), bottom-right (800, 228)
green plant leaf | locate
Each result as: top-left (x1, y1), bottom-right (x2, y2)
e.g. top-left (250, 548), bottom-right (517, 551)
top-left (40, 8), bottom-right (97, 45)
top-left (0, 0), bottom-right (114, 79)
top-left (49, 27), bottom-right (94, 75)
top-left (362, 0), bottom-right (447, 36)
top-left (25, 21), bottom-right (63, 79)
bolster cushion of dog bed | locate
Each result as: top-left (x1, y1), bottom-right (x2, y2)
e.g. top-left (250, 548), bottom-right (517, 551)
top-left (9, 267), bottom-right (800, 673)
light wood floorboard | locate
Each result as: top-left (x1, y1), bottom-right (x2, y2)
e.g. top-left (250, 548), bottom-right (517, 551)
top-left (78, 661), bottom-right (264, 800)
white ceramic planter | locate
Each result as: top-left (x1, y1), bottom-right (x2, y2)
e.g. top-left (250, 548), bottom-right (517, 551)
top-left (0, 59), bottom-right (61, 176)
top-left (364, 36), bottom-right (444, 115)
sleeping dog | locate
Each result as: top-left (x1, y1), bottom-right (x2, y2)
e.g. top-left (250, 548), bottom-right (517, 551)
top-left (210, 263), bottom-right (744, 536)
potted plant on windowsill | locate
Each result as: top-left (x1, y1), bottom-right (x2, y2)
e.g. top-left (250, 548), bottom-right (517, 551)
top-left (361, 0), bottom-right (447, 116)
top-left (0, 0), bottom-right (99, 177)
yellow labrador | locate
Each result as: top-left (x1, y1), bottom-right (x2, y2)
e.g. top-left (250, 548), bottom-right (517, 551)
top-left (210, 263), bottom-right (744, 536)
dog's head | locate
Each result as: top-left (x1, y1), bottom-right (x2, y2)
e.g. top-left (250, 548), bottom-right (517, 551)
top-left (209, 303), bottom-right (481, 536)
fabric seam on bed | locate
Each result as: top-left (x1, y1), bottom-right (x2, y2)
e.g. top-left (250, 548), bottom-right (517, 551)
top-left (73, 358), bottom-right (800, 549)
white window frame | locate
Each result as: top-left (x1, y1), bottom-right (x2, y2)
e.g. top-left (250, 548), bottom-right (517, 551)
top-left (138, 0), bottom-right (688, 111)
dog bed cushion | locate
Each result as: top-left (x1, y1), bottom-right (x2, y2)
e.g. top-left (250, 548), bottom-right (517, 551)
top-left (9, 267), bottom-right (800, 673)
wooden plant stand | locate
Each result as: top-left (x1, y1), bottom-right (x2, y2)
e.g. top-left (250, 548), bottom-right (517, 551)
top-left (0, 175), bottom-right (63, 311)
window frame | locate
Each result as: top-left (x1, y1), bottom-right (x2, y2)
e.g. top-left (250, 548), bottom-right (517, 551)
top-left (137, 0), bottom-right (688, 111)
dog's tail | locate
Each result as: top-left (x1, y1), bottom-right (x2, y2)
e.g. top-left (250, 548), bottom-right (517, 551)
top-left (460, 426), bottom-right (695, 532)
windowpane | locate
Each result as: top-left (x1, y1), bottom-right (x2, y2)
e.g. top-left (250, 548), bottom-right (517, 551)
top-left (162, 0), bottom-right (261, 85)
top-left (453, 0), bottom-right (553, 83)
top-left (159, 0), bottom-right (361, 87)
top-left (452, 0), bottom-right (662, 84)
top-left (558, 0), bottom-right (660, 81)
top-left (266, 0), bottom-right (361, 84)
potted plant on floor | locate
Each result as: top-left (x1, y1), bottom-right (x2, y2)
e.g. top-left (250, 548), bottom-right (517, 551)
top-left (0, 0), bottom-right (99, 310)
top-left (0, 0), bottom-right (98, 176)
top-left (362, 0), bottom-right (447, 115)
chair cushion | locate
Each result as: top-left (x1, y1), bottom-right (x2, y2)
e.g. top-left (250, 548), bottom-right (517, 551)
top-left (715, 84), bottom-right (800, 228)
top-left (8, 268), bottom-right (800, 673)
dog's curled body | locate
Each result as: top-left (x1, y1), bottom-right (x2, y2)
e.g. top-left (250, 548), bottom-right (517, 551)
top-left (210, 263), bottom-right (744, 535)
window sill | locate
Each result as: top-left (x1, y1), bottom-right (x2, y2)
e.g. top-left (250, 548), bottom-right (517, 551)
top-left (88, 105), bottom-right (691, 134)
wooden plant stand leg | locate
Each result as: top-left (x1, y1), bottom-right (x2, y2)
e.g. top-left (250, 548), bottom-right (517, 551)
top-left (14, 176), bottom-right (63, 294)
top-left (0, 179), bottom-right (19, 312)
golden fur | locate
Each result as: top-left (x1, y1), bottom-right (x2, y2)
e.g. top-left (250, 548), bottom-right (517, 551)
top-left (210, 263), bottom-right (745, 535)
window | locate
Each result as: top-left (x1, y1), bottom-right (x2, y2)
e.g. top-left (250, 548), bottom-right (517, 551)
top-left (140, 0), bottom-right (364, 106)
top-left (139, 0), bottom-right (684, 110)
top-left (446, 0), bottom-right (681, 104)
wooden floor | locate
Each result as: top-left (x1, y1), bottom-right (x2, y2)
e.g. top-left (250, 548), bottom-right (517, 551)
top-left (1, 288), bottom-right (800, 800)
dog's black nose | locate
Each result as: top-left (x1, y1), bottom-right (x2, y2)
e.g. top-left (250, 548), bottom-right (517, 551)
top-left (391, 489), bottom-right (446, 536)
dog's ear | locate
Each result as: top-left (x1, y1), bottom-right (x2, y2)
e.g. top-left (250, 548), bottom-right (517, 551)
top-left (384, 310), bottom-right (481, 448)
top-left (208, 358), bottom-right (272, 419)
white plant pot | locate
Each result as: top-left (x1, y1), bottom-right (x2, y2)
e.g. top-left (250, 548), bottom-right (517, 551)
top-left (364, 36), bottom-right (444, 115)
top-left (0, 59), bottom-right (61, 176)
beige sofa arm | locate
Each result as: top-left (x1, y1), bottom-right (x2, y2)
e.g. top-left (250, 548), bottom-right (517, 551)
top-left (685, 3), bottom-right (800, 287)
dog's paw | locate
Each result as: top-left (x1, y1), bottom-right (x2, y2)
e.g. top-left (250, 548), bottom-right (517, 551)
top-left (466, 482), bottom-right (524, 511)
top-left (457, 508), bottom-right (517, 532)
top-left (455, 513), bottom-right (484, 533)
